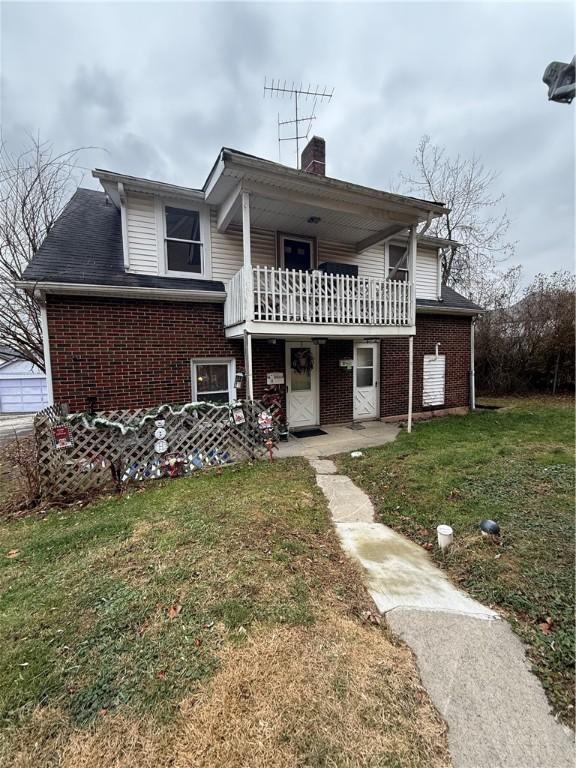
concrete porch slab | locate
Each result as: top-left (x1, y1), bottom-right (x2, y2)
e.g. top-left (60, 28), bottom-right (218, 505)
top-left (276, 420), bottom-right (399, 458)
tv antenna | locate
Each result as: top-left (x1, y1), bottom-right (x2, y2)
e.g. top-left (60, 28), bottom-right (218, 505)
top-left (264, 78), bottom-right (334, 167)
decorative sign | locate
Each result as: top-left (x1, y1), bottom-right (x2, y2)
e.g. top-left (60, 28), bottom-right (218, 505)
top-left (154, 427), bottom-right (167, 439)
top-left (232, 406), bottom-right (246, 425)
top-left (257, 410), bottom-right (273, 432)
top-left (266, 372), bottom-right (285, 385)
top-left (339, 359), bottom-right (354, 370)
top-left (53, 424), bottom-right (73, 449)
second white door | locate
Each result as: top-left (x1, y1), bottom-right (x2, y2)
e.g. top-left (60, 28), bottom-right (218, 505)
top-left (353, 342), bottom-right (379, 421)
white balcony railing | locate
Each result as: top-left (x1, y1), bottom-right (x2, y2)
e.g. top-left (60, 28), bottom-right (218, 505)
top-left (224, 265), bottom-right (414, 328)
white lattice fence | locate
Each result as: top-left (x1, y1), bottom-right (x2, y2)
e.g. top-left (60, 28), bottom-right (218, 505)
top-left (34, 401), bottom-right (278, 501)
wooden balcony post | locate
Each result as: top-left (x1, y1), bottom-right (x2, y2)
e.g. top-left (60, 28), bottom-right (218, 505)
top-left (241, 190), bottom-right (254, 323)
top-left (409, 225), bottom-right (417, 325)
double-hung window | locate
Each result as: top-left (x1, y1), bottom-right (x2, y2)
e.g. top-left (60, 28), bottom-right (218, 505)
top-left (388, 244), bottom-right (409, 282)
top-left (191, 359), bottom-right (236, 404)
top-left (165, 205), bottom-right (203, 275)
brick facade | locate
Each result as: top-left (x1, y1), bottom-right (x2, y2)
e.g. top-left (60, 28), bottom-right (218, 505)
top-left (380, 314), bottom-right (472, 417)
top-left (46, 295), bottom-right (244, 412)
top-left (319, 340), bottom-right (354, 423)
top-left (46, 296), bottom-right (471, 421)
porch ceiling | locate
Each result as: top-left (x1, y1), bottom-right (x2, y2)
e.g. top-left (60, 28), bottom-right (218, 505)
top-left (226, 193), bottom-right (412, 246)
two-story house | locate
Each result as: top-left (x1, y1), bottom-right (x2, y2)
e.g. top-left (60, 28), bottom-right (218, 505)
top-left (19, 137), bottom-right (481, 430)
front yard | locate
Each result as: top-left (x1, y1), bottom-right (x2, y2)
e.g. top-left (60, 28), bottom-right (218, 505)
top-left (337, 397), bottom-right (575, 727)
top-left (0, 459), bottom-right (449, 767)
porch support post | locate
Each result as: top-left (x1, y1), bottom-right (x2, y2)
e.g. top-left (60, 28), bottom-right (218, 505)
top-left (409, 225), bottom-right (417, 325)
top-left (407, 335), bottom-right (414, 433)
top-left (241, 190), bottom-right (254, 322)
top-left (244, 330), bottom-right (254, 401)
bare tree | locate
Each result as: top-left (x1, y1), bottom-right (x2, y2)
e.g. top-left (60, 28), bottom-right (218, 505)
top-left (475, 270), bottom-right (575, 394)
top-left (0, 137), bottom-right (85, 369)
top-left (399, 136), bottom-right (518, 305)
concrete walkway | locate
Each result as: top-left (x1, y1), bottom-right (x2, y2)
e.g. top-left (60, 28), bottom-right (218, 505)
top-left (310, 456), bottom-right (574, 768)
top-left (0, 413), bottom-right (34, 445)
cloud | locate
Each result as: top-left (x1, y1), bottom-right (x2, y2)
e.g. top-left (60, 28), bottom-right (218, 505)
top-left (0, 0), bottom-right (574, 283)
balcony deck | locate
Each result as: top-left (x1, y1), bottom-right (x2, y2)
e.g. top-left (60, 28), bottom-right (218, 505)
top-left (224, 265), bottom-right (415, 338)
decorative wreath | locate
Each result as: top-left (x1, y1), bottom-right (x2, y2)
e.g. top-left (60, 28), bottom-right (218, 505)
top-left (291, 348), bottom-right (314, 375)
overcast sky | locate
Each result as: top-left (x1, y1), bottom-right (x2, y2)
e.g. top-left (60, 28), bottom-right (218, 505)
top-left (1, 1), bottom-right (574, 282)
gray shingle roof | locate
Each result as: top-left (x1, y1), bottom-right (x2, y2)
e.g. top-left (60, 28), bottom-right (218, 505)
top-left (21, 188), bottom-right (225, 293)
top-left (417, 285), bottom-right (484, 313)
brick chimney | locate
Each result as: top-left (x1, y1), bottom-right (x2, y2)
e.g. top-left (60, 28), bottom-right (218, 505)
top-left (301, 136), bottom-right (326, 175)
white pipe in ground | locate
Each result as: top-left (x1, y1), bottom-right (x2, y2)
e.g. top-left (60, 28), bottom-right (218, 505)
top-left (437, 524), bottom-right (454, 551)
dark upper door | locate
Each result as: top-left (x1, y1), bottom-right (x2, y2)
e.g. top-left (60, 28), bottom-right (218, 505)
top-left (283, 238), bottom-right (313, 271)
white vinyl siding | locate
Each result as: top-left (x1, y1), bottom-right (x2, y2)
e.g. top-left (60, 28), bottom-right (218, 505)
top-left (317, 240), bottom-right (384, 280)
top-left (210, 212), bottom-right (276, 281)
top-left (210, 211), bottom-right (386, 282)
top-left (124, 202), bottom-right (441, 295)
top-left (422, 354), bottom-right (446, 407)
top-left (125, 193), bottom-right (159, 275)
top-left (415, 248), bottom-right (440, 299)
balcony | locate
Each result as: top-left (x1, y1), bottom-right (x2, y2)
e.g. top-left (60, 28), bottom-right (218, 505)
top-left (224, 265), bottom-right (415, 338)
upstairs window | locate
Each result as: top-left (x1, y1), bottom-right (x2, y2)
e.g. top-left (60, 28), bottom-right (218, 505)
top-left (388, 244), bottom-right (409, 282)
top-left (165, 206), bottom-right (202, 274)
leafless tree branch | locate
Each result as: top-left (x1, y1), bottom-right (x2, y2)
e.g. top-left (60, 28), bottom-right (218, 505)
top-left (399, 135), bottom-right (519, 307)
top-left (0, 136), bottom-right (86, 369)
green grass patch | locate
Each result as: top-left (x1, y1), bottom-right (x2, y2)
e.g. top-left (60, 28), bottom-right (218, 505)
top-left (337, 397), bottom-right (575, 727)
top-left (0, 459), bottom-right (360, 732)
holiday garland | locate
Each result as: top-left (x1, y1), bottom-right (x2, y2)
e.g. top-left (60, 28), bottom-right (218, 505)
top-left (66, 400), bottom-right (246, 435)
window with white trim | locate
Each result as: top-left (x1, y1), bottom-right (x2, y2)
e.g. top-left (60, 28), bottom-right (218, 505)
top-left (165, 205), bottom-right (203, 275)
top-left (388, 244), bottom-right (409, 282)
top-left (191, 359), bottom-right (236, 404)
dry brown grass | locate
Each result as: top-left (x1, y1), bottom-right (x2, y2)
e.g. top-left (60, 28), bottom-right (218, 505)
top-left (3, 611), bottom-right (449, 768)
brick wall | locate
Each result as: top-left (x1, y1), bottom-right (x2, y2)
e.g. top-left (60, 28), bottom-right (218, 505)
top-left (46, 295), bottom-right (471, 419)
top-left (380, 314), bottom-right (472, 417)
top-left (46, 295), bottom-right (244, 411)
top-left (319, 340), bottom-right (354, 424)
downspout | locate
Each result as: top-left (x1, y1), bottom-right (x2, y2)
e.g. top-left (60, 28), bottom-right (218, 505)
top-left (244, 331), bottom-right (254, 401)
top-left (38, 293), bottom-right (54, 406)
top-left (470, 316), bottom-right (476, 410)
top-left (407, 335), bottom-right (414, 432)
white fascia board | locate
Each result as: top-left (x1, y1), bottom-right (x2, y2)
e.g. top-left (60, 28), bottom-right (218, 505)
top-left (17, 281), bottom-right (226, 304)
top-left (225, 320), bottom-right (416, 339)
top-left (93, 169), bottom-right (205, 202)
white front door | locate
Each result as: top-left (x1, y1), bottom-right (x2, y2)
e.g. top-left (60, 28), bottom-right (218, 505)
top-left (353, 342), bottom-right (379, 421)
top-left (286, 342), bottom-right (319, 428)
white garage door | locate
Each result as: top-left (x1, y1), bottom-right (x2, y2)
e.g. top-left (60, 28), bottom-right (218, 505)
top-left (0, 360), bottom-right (48, 413)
